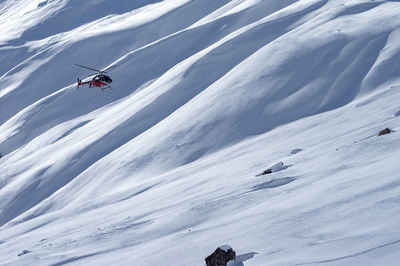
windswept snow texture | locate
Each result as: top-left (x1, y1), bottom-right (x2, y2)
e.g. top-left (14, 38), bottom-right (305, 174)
top-left (1, 0), bottom-right (400, 265)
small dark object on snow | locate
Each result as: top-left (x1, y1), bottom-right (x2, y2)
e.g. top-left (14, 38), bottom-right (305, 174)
top-left (206, 246), bottom-right (236, 266)
top-left (290, 148), bottom-right (302, 155)
top-left (261, 169), bottom-right (272, 175)
top-left (0, 152), bottom-right (2, 159)
top-left (18, 250), bottom-right (30, 256)
top-left (378, 128), bottom-right (391, 136)
top-left (256, 162), bottom-right (285, 176)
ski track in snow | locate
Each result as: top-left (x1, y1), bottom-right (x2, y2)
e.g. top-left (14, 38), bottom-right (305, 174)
top-left (1, 0), bottom-right (400, 265)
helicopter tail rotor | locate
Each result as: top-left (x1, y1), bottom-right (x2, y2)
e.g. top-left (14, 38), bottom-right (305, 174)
top-left (77, 78), bottom-right (82, 89)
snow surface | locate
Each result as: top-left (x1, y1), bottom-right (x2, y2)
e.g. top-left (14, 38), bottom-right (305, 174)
top-left (220, 244), bottom-right (233, 252)
top-left (1, 0), bottom-right (400, 265)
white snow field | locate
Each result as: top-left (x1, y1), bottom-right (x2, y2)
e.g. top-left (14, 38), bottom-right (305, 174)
top-left (1, 0), bottom-right (400, 265)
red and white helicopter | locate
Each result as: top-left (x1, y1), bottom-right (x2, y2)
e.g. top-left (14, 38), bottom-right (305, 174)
top-left (75, 64), bottom-right (115, 90)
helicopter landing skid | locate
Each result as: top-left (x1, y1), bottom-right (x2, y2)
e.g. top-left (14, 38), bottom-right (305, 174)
top-left (101, 85), bottom-right (113, 92)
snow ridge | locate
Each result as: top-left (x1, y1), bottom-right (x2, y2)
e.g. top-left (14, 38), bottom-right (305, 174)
top-left (1, 0), bottom-right (400, 265)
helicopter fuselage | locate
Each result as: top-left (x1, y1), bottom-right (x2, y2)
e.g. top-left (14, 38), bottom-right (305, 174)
top-left (91, 74), bottom-right (112, 86)
top-left (77, 74), bottom-right (112, 89)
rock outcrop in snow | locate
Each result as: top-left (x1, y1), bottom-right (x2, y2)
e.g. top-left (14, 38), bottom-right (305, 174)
top-left (206, 246), bottom-right (236, 266)
top-left (378, 128), bottom-right (391, 136)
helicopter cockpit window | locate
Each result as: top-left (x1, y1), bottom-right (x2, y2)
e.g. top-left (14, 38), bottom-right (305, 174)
top-left (105, 76), bottom-right (112, 83)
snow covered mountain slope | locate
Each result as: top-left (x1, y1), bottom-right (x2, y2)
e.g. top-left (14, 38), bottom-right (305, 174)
top-left (1, 0), bottom-right (400, 265)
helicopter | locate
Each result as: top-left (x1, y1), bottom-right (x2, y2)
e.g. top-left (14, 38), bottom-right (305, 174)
top-left (75, 64), bottom-right (115, 90)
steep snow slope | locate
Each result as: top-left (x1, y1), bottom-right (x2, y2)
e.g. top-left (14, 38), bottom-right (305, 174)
top-left (1, 0), bottom-right (400, 265)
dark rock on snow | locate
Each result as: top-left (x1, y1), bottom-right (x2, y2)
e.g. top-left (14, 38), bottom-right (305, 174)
top-left (256, 162), bottom-right (286, 176)
top-left (18, 250), bottom-right (31, 256)
top-left (378, 128), bottom-right (391, 136)
top-left (206, 245), bottom-right (236, 266)
top-left (261, 169), bottom-right (272, 175)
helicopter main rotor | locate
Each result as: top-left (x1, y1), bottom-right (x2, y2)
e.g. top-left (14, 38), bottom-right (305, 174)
top-left (74, 64), bottom-right (116, 77)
